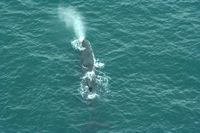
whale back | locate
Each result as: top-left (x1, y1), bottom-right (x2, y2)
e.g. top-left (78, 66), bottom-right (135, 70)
top-left (80, 40), bottom-right (94, 71)
top-left (80, 40), bottom-right (96, 92)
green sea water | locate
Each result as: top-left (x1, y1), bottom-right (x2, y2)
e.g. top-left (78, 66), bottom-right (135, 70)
top-left (1, 0), bottom-right (200, 133)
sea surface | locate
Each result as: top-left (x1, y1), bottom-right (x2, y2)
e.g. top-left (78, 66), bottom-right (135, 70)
top-left (1, 0), bottom-right (200, 133)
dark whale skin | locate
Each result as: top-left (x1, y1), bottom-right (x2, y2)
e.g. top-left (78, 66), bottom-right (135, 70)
top-left (80, 40), bottom-right (94, 71)
top-left (80, 40), bottom-right (95, 92)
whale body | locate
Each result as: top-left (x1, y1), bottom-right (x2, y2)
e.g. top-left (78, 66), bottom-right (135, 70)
top-left (80, 40), bottom-right (95, 92)
top-left (80, 40), bottom-right (94, 71)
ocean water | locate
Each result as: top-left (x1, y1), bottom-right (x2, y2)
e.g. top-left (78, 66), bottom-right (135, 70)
top-left (0, 0), bottom-right (200, 132)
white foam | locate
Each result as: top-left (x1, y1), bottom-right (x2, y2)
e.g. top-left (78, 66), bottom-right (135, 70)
top-left (71, 39), bottom-right (85, 51)
top-left (87, 93), bottom-right (99, 99)
top-left (83, 71), bottom-right (95, 81)
top-left (94, 58), bottom-right (104, 68)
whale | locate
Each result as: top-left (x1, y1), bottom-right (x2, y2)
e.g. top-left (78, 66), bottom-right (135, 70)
top-left (80, 39), bottom-right (95, 92)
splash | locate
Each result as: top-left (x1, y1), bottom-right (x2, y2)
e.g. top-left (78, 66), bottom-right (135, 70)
top-left (94, 58), bottom-right (104, 68)
top-left (71, 39), bottom-right (85, 51)
top-left (58, 7), bottom-right (85, 39)
top-left (87, 93), bottom-right (99, 99)
top-left (83, 71), bottom-right (95, 81)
